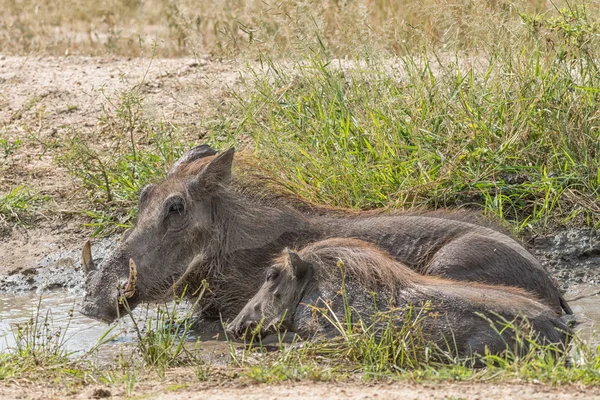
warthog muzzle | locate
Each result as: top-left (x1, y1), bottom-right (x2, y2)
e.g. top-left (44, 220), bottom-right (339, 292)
top-left (79, 300), bottom-right (120, 324)
top-left (226, 315), bottom-right (260, 340)
top-left (79, 240), bottom-right (139, 324)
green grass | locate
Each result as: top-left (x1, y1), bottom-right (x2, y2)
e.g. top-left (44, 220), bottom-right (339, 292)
top-left (43, 2), bottom-right (600, 235)
top-left (230, 291), bottom-right (600, 386)
top-left (205, 4), bottom-right (600, 233)
top-left (0, 136), bottom-right (22, 158)
top-left (58, 131), bottom-right (183, 234)
top-left (0, 297), bottom-right (93, 384)
top-left (230, 315), bottom-right (600, 387)
top-left (1, 292), bottom-right (598, 395)
top-left (0, 292), bottom-right (210, 392)
top-left (56, 83), bottom-right (189, 234)
top-left (0, 185), bottom-right (51, 225)
top-left (125, 285), bottom-right (208, 373)
top-left (226, 265), bottom-right (595, 385)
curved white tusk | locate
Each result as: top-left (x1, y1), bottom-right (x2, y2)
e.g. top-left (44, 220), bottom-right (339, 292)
top-left (124, 258), bottom-right (138, 298)
top-left (81, 240), bottom-right (95, 275)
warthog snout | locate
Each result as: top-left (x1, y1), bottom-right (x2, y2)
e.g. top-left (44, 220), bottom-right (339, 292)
top-left (79, 240), bottom-right (140, 324)
top-left (79, 300), bottom-right (119, 324)
top-left (226, 315), bottom-right (259, 340)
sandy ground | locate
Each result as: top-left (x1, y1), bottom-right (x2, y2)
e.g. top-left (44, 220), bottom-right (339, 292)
top-left (1, 378), bottom-right (598, 400)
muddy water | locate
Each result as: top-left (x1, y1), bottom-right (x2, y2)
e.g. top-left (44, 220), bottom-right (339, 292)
top-left (0, 291), bottom-right (233, 363)
top-left (0, 237), bottom-right (235, 362)
top-left (0, 285), bottom-right (599, 360)
top-left (0, 291), bottom-right (111, 354)
top-left (565, 285), bottom-right (600, 345)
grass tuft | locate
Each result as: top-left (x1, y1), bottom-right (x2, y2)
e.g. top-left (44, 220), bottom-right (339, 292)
top-left (125, 283), bottom-right (210, 375)
top-left (228, 270), bottom-right (593, 385)
top-left (0, 185), bottom-right (51, 225)
top-left (56, 85), bottom-right (189, 235)
top-left (0, 296), bottom-right (93, 383)
top-left (231, 294), bottom-right (600, 385)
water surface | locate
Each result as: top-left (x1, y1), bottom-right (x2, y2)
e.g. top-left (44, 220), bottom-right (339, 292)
top-left (0, 291), bottom-right (232, 363)
top-left (1, 285), bottom-right (598, 360)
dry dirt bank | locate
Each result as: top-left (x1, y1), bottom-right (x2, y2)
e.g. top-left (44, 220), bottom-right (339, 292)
top-left (1, 378), bottom-right (598, 400)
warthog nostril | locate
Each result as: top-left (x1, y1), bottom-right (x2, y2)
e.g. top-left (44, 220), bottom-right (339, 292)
top-left (230, 319), bottom-right (258, 339)
top-left (246, 320), bottom-right (257, 330)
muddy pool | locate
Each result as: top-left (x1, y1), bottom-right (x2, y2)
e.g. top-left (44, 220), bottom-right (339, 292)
top-left (0, 237), bottom-right (234, 361)
top-left (0, 286), bottom-right (598, 359)
top-left (0, 228), bottom-right (599, 359)
top-left (0, 290), bottom-right (237, 365)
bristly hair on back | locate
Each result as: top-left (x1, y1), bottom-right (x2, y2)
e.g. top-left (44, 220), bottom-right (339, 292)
top-left (171, 149), bottom-right (507, 232)
top-left (270, 237), bottom-right (420, 293)
top-left (273, 237), bottom-right (538, 303)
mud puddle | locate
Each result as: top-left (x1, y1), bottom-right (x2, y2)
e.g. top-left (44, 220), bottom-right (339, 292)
top-left (0, 291), bottom-right (109, 354)
top-left (0, 290), bottom-right (234, 365)
top-left (565, 285), bottom-right (600, 345)
top-left (0, 238), bottom-right (248, 364)
top-left (0, 285), bottom-right (599, 364)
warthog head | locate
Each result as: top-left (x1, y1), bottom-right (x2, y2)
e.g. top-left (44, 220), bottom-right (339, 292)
top-left (227, 249), bottom-right (313, 339)
top-left (80, 144), bottom-right (234, 323)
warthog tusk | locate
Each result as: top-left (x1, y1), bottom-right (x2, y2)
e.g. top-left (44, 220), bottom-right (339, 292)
top-left (124, 258), bottom-right (138, 298)
top-left (81, 240), bottom-right (95, 275)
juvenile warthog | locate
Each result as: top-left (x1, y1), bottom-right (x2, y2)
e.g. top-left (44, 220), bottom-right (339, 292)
top-left (80, 145), bottom-right (571, 324)
top-left (227, 238), bottom-right (569, 358)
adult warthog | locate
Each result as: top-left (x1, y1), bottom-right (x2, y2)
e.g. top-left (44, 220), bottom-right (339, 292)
top-left (80, 145), bottom-right (571, 324)
top-left (228, 238), bottom-right (569, 358)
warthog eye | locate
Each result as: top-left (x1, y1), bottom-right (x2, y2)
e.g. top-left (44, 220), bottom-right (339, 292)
top-left (266, 269), bottom-right (280, 282)
top-left (163, 195), bottom-right (188, 230)
top-left (169, 202), bottom-right (184, 215)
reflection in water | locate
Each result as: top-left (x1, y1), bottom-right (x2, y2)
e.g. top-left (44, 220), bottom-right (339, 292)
top-left (0, 292), bottom-right (115, 354)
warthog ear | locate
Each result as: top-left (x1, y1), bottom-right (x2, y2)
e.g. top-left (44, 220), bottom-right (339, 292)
top-left (138, 184), bottom-right (156, 210)
top-left (286, 250), bottom-right (311, 281)
top-left (81, 240), bottom-right (96, 275)
top-left (190, 147), bottom-right (235, 193)
top-left (167, 144), bottom-right (218, 177)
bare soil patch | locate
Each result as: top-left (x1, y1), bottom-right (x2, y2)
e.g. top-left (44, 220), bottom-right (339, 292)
top-left (1, 374), bottom-right (598, 400)
top-left (142, 381), bottom-right (599, 400)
